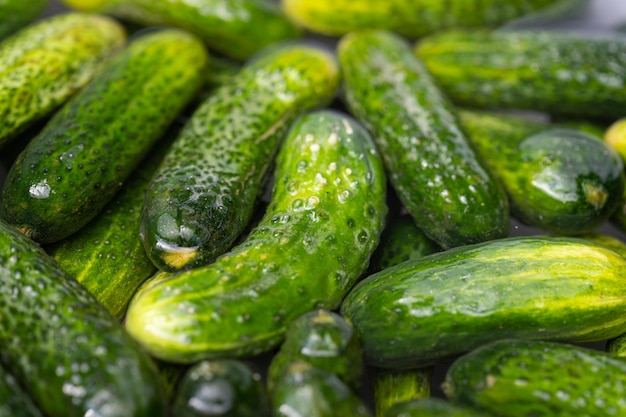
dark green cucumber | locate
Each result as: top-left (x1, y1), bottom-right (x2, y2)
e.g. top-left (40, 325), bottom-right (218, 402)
top-left (125, 109), bottom-right (387, 363)
top-left (341, 236), bottom-right (626, 369)
top-left (0, 12), bottom-right (125, 148)
top-left (172, 359), bottom-right (270, 417)
top-left (0, 218), bottom-right (166, 417)
top-left (271, 361), bottom-right (372, 417)
top-left (63, 0), bottom-right (301, 60)
top-left (339, 29), bottom-right (509, 250)
top-left (372, 368), bottom-right (432, 417)
top-left (140, 44), bottom-right (339, 272)
top-left (444, 339), bottom-right (626, 416)
top-left (267, 309), bottom-right (363, 394)
top-left (1, 29), bottom-right (207, 243)
top-left (385, 398), bottom-right (487, 417)
top-left (282, 0), bottom-right (559, 37)
top-left (416, 30), bottom-right (626, 120)
top-left (0, 0), bottom-right (47, 39)
top-left (0, 364), bottom-right (44, 417)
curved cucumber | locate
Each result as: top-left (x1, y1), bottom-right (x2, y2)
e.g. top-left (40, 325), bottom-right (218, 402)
top-left (385, 398), bottom-right (487, 417)
top-left (0, 0), bottom-right (47, 39)
top-left (0, 364), bottom-right (44, 417)
top-left (140, 43), bottom-right (339, 271)
top-left (0, 219), bottom-right (166, 417)
top-left (372, 368), bottom-right (432, 417)
top-left (341, 236), bottom-right (626, 369)
top-left (0, 12), bottom-right (125, 148)
top-left (1, 29), bottom-right (207, 243)
top-left (62, 0), bottom-right (301, 60)
top-left (125, 109), bottom-right (387, 363)
top-left (339, 29), bottom-right (509, 250)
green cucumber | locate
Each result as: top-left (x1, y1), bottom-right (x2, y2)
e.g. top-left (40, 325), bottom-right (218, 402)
top-left (416, 29), bottom-right (626, 120)
top-left (339, 29), bottom-right (509, 250)
top-left (385, 398), bottom-right (488, 417)
top-left (0, 218), bottom-right (166, 417)
top-left (0, 12), bottom-right (126, 148)
top-left (1, 29), bottom-right (207, 244)
top-left (281, 0), bottom-right (559, 38)
top-left (125, 109), bottom-right (387, 363)
top-left (62, 0), bottom-right (301, 60)
top-left (372, 368), bottom-right (432, 417)
top-left (0, 0), bottom-right (47, 39)
top-left (341, 236), bottom-right (626, 369)
top-left (140, 44), bottom-right (339, 272)
top-left (0, 363), bottom-right (44, 417)
top-left (444, 339), bottom-right (626, 416)
top-left (172, 359), bottom-right (270, 417)
top-left (580, 233), bottom-right (626, 259)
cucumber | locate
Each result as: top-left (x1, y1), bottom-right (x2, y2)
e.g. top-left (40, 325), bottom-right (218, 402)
top-left (0, 218), bottom-right (166, 417)
top-left (140, 43), bottom-right (339, 271)
top-left (604, 117), bottom-right (626, 161)
top-left (266, 309), bottom-right (363, 394)
top-left (0, 12), bottom-right (126, 148)
top-left (1, 29), bottom-right (207, 244)
top-left (444, 339), bottom-right (626, 416)
top-left (0, 0), bottom-right (47, 39)
top-left (580, 233), bottom-right (626, 259)
top-left (281, 0), bottom-right (559, 38)
top-left (340, 236), bottom-right (626, 369)
top-left (171, 359), bottom-right (270, 417)
top-left (416, 29), bottom-right (626, 120)
top-left (62, 0), bottom-right (301, 60)
top-left (0, 363), bottom-right (44, 417)
top-left (125, 109), bottom-right (387, 363)
top-left (385, 398), bottom-right (487, 417)
top-left (339, 29), bottom-right (509, 250)
top-left (372, 368), bottom-right (432, 417)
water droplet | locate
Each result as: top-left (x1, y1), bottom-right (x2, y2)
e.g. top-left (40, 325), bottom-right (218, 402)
top-left (338, 190), bottom-right (352, 203)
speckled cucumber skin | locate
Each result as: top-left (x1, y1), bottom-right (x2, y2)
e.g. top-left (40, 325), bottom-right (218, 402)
top-left (372, 368), bottom-right (432, 417)
top-left (125, 110), bottom-right (387, 363)
top-left (1, 29), bottom-right (207, 244)
top-left (0, 0), bottom-right (47, 40)
top-left (444, 339), bottom-right (626, 416)
top-left (385, 398), bottom-right (487, 417)
top-left (63, 0), bottom-right (301, 60)
top-left (0, 219), bottom-right (166, 417)
top-left (140, 44), bottom-right (339, 272)
top-left (416, 30), bottom-right (626, 120)
top-left (281, 0), bottom-right (557, 37)
top-left (341, 236), bottom-right (626, 369)
top-left (0, 12), bottom-right (126, 148)
top-left (0, 363), bottom-right (44, 417)
top-left (339, 30), bottom-right (509, 250)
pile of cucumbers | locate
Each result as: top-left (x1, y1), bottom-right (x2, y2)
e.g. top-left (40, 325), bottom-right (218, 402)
top-left (3, 0), bottom-right (626, 415)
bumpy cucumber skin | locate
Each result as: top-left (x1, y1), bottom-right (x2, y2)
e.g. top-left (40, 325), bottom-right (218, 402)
top-left (372, 368), bottom-right (432, 417)
top-left (341, 236), bottom-right (626, 369)
top-left (282, 0), bottom-right (557, 37)
top-left (140, 45), bottom-right (340, 272)
top-left (125, 110), bottom-right (387, 363)
top-left (0, 219), bottom-right (166, 417)
top-left (63, 0), bottom-right (301, 60)
top-left (0, 12), bottom-right (126, 148)
top-left (1, 29), bottom-right (207, 244)
top-left (385, 398), bottom-right (487, 417)
top-left (0, 363), bottom-right (44, 417)
top-left (416, 30), bottom-right (626, 120)
top-left (339, 30), bottom-right (509, 250)
top-left (444, 339), bottom-right (626, 416)
top-left (172, 359), bottom-right (270, 417)
top-left (0, 0), bottom-right (47, 39)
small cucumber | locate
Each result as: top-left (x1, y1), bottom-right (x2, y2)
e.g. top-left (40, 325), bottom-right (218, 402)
top-left (0, 12), bottom-right (126, 148)
top-left (416, 30), bottom-right (626, 120)
top-left (62, 0), bottom-right (301, 60)
top-left (372, 368), bottom-right (432, 417)
top-left (1, 29), bottom-right (207, 243)
top-left (444, 339), bottom-right (626, 416)
top-left (341, 236), bottom-right (626, 369)
top-left (385, 398), bottom-right (487, 417)
top-left (0, 219), bottom-right (166, 417)
top-left (339, 29), bottom-right (509, 250)
top-left (140, 43), bottom-right (339, 271)
top-left (0, 0), bottom-right (47, 39)
top-left (125, 109), bottom-right (387, 363)
top-left (0, 364), bottom-right (44, 417)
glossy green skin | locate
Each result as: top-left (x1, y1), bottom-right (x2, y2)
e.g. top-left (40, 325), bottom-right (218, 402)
top-left (125, 110), bottom-right (387, 363)
top-left (385, 398), bottom-right (487, 417)
top-left (282, 0), bottom-right (557, 37)
top-left (266, 309), bottom-right (363, 394)
top-left (63, 0), bottom-right (301, 60)
top-left (172, 359), bottom-right (269, 417)
top-left (1, 29), bottom-right (207, 244)
top-left (445, 339), bottom-right (626, 416)
top-left (0, 0), bottom-right (47, 39)
top-left (140, 44), bottom-right (339, 272)
top-left (0, 219), bottom-right (166, 417)
top-left (0, 12), bottom-right (125, 148)
top-left (341, 236), bottom-right (626, 369)
top-left (339, 30), bottom-right (509, 250)
top-left (0, 364), bottom-right (44, 417)
top-left (271, 361), bottom-right (372, 417)
top-left (416, 30), bottom-right (626, 120)
top-left (372, 368), bottom-right (432, 417)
